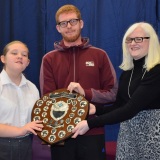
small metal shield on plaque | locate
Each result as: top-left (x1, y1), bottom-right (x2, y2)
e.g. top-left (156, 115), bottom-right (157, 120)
top-left (31, 88), bottom-right (89, 145)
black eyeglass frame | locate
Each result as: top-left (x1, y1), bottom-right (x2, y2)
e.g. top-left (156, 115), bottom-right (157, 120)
top-left (125, 37), bottom-right (150, 43)
top-left (58, 19), bottom-right (80, 28)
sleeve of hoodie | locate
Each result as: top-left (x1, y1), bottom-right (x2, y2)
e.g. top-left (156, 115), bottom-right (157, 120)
top-left (39, 53), bottom-right (57, 96)
top-left (84, 52), bottom-right (118, 104)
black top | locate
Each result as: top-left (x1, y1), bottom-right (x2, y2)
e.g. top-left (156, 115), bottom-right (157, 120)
top-left (88, 57), bottom-right (160, 128)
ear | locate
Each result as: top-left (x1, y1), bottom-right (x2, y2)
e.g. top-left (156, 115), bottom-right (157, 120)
top-left (0, 55), bottom-right (5, 64)
top-left (26, 59), bottom-right (30, 67)
top-left (80, 20), bottom-right (84, 29)
top-left (56, 25), bottom-right (61, 33)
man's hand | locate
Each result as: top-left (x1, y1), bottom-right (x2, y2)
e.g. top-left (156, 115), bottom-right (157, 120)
top-left (89, 103), bottom-right (96, 115)
top-left (67, 82), bottom-right (85, 96)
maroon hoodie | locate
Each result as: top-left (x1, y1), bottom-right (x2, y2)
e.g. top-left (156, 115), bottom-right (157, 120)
top-left (40, 37), bottom-right (118, 135)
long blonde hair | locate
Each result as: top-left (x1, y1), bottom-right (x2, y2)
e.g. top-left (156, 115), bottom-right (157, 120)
top-left (120, 22), bottom-right (160, 71)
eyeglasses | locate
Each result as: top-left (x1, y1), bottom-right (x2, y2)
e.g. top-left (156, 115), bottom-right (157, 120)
top-left (125, 37), bottom-right (150, 43)
top-left (58, 19), bottom-right (80, 28)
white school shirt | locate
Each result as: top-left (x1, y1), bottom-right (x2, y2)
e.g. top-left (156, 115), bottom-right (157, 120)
top-left (0, 69), bottom-right (40, 127)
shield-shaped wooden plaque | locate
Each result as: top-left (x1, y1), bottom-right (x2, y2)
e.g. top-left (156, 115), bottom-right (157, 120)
top-left (31, 88), bottom-right (89, 145)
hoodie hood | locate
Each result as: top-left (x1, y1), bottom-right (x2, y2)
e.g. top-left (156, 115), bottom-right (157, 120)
top-left (54, 37), bottom-right (92, 51)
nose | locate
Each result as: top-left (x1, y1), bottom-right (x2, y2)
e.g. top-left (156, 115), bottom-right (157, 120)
top-left (17, 53), bottom-right (22, 59)
top-left (66, 21), bottom-right (72, 28)
top-left (130, 40), bottom-right (136, 44)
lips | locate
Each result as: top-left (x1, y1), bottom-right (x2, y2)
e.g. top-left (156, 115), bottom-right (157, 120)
top-left (131, 46), bottom-right (140, 51)
top-left (16, 61), bottom-right (23, 64)
top-left (67, 32), bottom-right (74, 35)
top-left (66, 30), bottom-right (75, 34)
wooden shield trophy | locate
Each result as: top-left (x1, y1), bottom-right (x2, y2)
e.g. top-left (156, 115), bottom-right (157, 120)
top-left (31, 88), bottom-right (89, 145)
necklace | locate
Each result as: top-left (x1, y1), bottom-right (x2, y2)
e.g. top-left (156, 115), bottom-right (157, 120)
top-left (128, 68), bottom-right (147, 98)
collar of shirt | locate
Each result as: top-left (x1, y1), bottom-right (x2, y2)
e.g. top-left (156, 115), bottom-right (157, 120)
top-left (0, 69), bottom-right (28, 87)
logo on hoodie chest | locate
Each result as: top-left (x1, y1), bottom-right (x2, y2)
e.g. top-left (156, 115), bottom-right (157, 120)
top-left (85, 61), bottom-right (94, 66)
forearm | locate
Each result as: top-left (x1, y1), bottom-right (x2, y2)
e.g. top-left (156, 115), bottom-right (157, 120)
top-left (91, 88), bottom-right (117, 103)
top-left (0, 124), bottom-right (24, 137)
top-left (89, 53), bottom-right (118, 104)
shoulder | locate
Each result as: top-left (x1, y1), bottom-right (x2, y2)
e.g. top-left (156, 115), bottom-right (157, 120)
top-left (147, 64), bottom-right (160, 76)
top-left (119, 70), bottom-right (131, 80)
top-left (25, 80), bottom-right (40, 99)
top-left (42, 50), bottom-right (61, 65)
top-left (89, 46), bottom-right (107, 54)
top-left (26, 80), bottom-right (39, 92)
top-left (150, 64), bottom-right (160, 72)
top-left (87, 46), bottom-right (110, 61)
top-left (143, 64), bottom-right (160, 84)
top-left (43, 50), bottom-right (58, 59)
